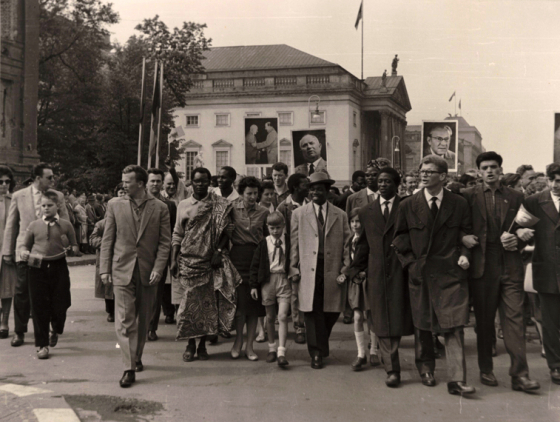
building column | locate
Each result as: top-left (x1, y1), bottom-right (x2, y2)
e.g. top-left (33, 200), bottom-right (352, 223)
top-left (380, 111), bottom-right (390, 161)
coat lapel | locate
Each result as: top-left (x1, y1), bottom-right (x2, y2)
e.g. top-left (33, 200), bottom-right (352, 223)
top-left (498, 189), bottom-right (510, 228)
top-left (304, 203), bottom-right (318, 235)
top-left (137, 199), bottom-right (155, 242)
top-left (539, 191), bottom-right (560, 227)
top-left (383, 195), bottom-right (400, 235)
top-left (413, 189), bottom-right (431, 229)
top-left (324, 202), bottom-right (338, 236)
top-left (433, 190), bottom-right (455, 234)
top-left (475, 186), bottom-right (487, 222)
top-left (24, 186), bottom-right (38, 220)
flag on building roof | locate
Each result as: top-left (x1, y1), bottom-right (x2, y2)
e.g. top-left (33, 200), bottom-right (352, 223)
top-left (449, 91), bottom-right (456, 102)
top-left (355, 1), bottom-right (363, 29)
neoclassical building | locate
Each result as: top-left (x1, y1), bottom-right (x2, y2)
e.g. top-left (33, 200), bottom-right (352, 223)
top-left (173, 44), bottom-right (411, 185)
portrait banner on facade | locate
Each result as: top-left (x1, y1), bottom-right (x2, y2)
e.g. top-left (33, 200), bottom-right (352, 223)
top-left (421, 120), bottom-right (458, 171)
top-left (245, 118), bottom-right (278, 165)
top-left (554, 113), bottom-right (560, 164)
top-left (292, 129), bottom-right (327, 176)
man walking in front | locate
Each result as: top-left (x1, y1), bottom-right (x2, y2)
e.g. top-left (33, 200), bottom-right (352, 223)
top-left (462, 152), bottom-right (539, 392)
top-left (100, 165), bottom-right (170, 388)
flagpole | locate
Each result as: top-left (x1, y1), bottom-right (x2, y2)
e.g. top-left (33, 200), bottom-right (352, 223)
top-left (137, 57), bottom-right (146, 166)
top-left (155, 61), bottom-right (164, 169)
top-left (455, 95), bottom-right (457, 116)
top-left (361, 0), bottom-right (364, 80)
top-left (148, 59), bottom-right (159, 169)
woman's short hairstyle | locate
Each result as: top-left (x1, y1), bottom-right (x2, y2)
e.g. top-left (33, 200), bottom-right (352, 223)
top-left (349, 207), bottom-right (361, 221)
top-left (0, 165), bottom-right (16, 193)
top-left (459, 174), bottom-right (476, 186)
top-left (266, 211), bottom-right (285, 226)
top-left (261, 180), bottom-right (275, 192)
top-left (238, 176), bottom-right (262, 195)
top-left (113, 183), bottom-right (124, 197)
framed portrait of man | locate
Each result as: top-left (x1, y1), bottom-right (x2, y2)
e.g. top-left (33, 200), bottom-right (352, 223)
top-left (292, 129), bottom-right (327, 176)
top-left (421, 120), bottom-right (458, 171)
top-left (554, 113), bottom-right (560, 164)
top-left (244, 118), bottom-right (278, 165)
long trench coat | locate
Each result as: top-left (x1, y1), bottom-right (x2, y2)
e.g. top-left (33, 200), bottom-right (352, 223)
top-left (392, 189), bottom-right (472, 332)
top-left (0, 194), bottom-right (17, 299)
top-left (346, 195), bottom-right (414, 337)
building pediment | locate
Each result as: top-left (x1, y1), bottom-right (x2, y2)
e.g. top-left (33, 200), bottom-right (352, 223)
top-left (182, 139), bottom-right (202, 148)
top-left (279, 138), bottom-right (291, 147)
top-left (212, 139), bottom-right (233, 148)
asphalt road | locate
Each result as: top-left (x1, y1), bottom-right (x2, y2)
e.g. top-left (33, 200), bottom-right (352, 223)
top-left (1, 264), bottom-right (559, 422)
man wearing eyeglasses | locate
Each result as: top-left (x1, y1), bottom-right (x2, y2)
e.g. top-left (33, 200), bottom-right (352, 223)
top-left (2, 163), bottom-right (70, 348)
top-left (392, 154), bottom-right (474, 396)
top-left (426, 125), bottom-right (456, 170)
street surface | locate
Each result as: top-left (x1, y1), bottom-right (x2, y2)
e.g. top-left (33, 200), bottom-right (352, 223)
top-left (1, 264), bottom-right (559, 422)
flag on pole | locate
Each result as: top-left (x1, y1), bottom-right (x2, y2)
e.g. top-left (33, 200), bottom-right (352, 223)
top-left (449, 91), bottom-right (456, 102)
top-left (148, 61), bottom-right (161, 158)
top-left (513, 204), bottom-right (540, 228)
top-left (458, 99), bottom-right (462, 109)
top-left (355, 1), bottom-right (363, 29)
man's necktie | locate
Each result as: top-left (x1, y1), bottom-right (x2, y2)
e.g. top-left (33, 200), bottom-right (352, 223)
top-left (383, 201), bottom-right (390, 222)
top-left (309, 163), bottom-right (315, 175)
top-left (317, 205), bottom-right (325, 227)
top-left (272, 238), bottom-right (283, 264)
top-left (431, 197), bottom-right (439, 220)
top-left (35, 191), bottom-right (42, 217)
top-left (351, 236), bottom-right (358, 258)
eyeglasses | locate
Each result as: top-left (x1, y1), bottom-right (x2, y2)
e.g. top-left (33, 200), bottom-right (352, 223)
top-left (429, 137), bottom-right (450, 143)
top-left (419, 170), bottom-right (441, 176)
top-left (44, 175), bottom-right (54, 180)
top-left (0, 180), bottom-right (11, 185)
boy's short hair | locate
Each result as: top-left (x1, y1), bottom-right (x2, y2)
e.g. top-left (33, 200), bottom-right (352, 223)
top-left (266, 211), bottom-right (285, 226)
top-left (349, 207), bottom-right (361, 221)
top-left (41, 190), bottom-right (60, 205)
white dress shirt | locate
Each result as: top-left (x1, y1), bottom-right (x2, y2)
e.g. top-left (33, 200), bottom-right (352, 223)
top-left (379, 195), bottom-right (396, 214)
top-left (266, 234), bottom-right (286, 273)
top-left (423, 187), bottom-right (444, 209)
top-left (308, 158), bottom-right (322, 173)
top-left (366, 187), bottom-right (378, 200)
top-left (551, 193), bottom-right (560, 213)
top-left (312, 202), bottom-right (327, 223)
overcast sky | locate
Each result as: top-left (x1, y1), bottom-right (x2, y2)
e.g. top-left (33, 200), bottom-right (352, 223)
top-left (108, 0), bottom-right (560, 173)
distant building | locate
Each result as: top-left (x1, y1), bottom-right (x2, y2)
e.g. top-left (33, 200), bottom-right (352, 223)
top-left (404, 116), bottom-right (485, 174)
top-left (173, 45), bottom-right (411, 185)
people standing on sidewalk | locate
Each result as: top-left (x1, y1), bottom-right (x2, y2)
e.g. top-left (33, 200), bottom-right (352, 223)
top-left (2, 163), bottom-right (70, 348)
top-left (100, 165), bottom-right (171, 388)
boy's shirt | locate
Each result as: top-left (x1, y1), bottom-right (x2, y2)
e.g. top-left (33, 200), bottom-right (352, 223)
top-left (23, 216), bottom-right (77, 259)
top-left (266, 233), bottom-right (286, 273)
top-left (350, 233), bottom-right (360, 261)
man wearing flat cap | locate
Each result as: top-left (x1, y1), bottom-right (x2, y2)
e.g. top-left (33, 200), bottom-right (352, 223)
top-left (289, 172), bottom-right (351, 369)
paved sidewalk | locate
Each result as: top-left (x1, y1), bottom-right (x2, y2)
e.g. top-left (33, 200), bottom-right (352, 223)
top-left (66, 254), bottom-right (96, 267)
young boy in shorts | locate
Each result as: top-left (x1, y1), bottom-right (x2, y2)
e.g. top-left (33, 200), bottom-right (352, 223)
top-left (250, 211), bottom-right (291, 367)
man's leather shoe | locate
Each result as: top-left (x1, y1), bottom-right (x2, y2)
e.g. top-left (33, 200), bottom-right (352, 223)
top-left (208, 335), bottom-right (218, 345)
top-left (351, 356), bottom-right (367, 371)
top-left (295, 332), bottom-right (306, 344)
top-left (343, 316), bottom-right (353, 324)
top-left (119, 370), bottom-right (135, 388)
top-left (0, 329), bottom-right (9, 339)
top-left (197, 347), bottom-right (209, 361)
top-left (11, 333), bottom-right (24, 347)
top-left (311, 355), bottom-right (323, 369)
top-left (147, 331), bottom-right (158, 341)
top-left (266, 351), bottom-right (277, 363)
top-left (135, 360), bottom-right (143, 372)
top-left (512, 376), bottom-right (540, 392)
top-left (551, 369), bottom-right (560, 385)
top-left (164, 315), bottom-right (175, 324)
top-left (434, 335), bottom-right (445, 350)
top-left (277, 356), bottom-right (289, 367)
top-left (421, 373), bottom-right (436, 387)
top-left (480, 372), bottom-right (498, 386)
top-left (447, 381), bottom-right (476, 395)
top-left (37, 347), bottom-right (49, 359)
top-left (370, 354), bottom-right (381, 367)
top-left (49, 331), bottom-right (58, 347)
top-left (386, 372), bottom-right (401, 388)
top-left (183, 344), bottom-right (196, 362)
top-left (107, 314), bottom-right (114, 323)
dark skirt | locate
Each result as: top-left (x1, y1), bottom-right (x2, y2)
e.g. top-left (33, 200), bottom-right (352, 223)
top-left (231, 244), bottom-right (265, 317)
top-left (348, 281), bottom-right (367, 312)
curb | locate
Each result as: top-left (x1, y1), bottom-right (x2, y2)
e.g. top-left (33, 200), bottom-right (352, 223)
top-left (66, 257), bottom-right (96, 267)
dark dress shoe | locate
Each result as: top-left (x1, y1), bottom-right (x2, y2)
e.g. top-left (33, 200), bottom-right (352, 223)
top-left (433, 335), bottom-right (445, 350)
top-left (183, 344), bottom-right (196, 362)
top-left (343, 316), bottom-right (353, 324)
top-left (107, 314), bottom-right (114, 323)
top-left (480, 372), bottom-right (498, 386)
top-left (266, 351), bottom-right (277, 363)
top-left (119, 370), bottom-right (135, 388)
top-left (208, 335), bottom-right (218, 345)
top-left (448, 381), bottom-right (476, 395)
top-left (197, 347), bottom-right (209, 361)
top-left (0, 329), bottom-right (9, 339)
top-left (49, 331), bottom-right (58, 347)
top-left (311, 355), bottom-right (323, 369)
top-left (512, 376), bottom-right (540, 392)
top-left (421, 372), bottom-right (436, 387)
top-left (11, 333), bottom-right (24, 347)
top-left (551, 369), bottom-right (560, 385)
top-left (295, 332), bottom-right (306, 344)
top-left (147, 331), bottom-right (158, 341)
top-left (219, 331), bottom-right (232, 339)
top-left (164, 315), bottom-right (175, 324)
top-left (370, 354), bottom-right (381, 367)
top-left (351, 356), bottom-right (367, 371)
top-left (135, 360), bottom-right (143, 372)
top-left (277, 355), bottom-right (289, 367)
top-left (386, 372), bottom-right (401, 388)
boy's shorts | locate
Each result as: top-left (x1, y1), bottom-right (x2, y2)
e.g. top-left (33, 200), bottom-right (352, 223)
top-left (262, 272), bottom-right (292, 306)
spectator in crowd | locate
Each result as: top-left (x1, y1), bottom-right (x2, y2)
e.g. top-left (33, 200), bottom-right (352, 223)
top-left (403, 172), bottom-right (418, 196)
top-left (85, 195), bottom-right (97, 254)
top-left (74, 193), bottom-right (89, 254)
top-left (501, 173), bottom-right (523, 192)
top-left (516, 164), bottom-right (537, 190)
top-left (271, 162), bottom-right (290, 207)
top-left (346, 163), bottom-right (379, 219)
top-left (216, 166), bottom-right (240, 202)
top-left (334, 170), bottom-right (366, 211)
top-left (95, 194), bottom-right (106, 220)
top-left (259, 180), bottom-right (276, 214)
top-left (162, 159), bottom-right (189, 205)
top-left (459, 174), bottom-right (477, 189)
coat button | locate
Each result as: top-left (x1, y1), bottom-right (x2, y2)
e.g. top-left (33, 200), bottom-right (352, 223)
top-left (311, 268), bottom-right (314, 271)
top-left (313, 251), bottom-right (316, 255)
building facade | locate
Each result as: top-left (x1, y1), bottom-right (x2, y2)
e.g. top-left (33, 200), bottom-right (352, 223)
top-left (173, 45), bottom-right (411, 185)
top-left (404, 116), bottom-right (485, 174)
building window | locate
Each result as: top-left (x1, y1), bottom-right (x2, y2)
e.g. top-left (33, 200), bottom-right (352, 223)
top-left (310, 111), bottom-right (326, 125)
top-left (184, 151), bottom-right (197, 181)
top-left (353, 111), bottom-right (357, 127)
top-left (245, 112), bottom-right (261, 118)
top-left (215, 113), bottom-right (230, 127)
top-left (186, 115), bottom-right (199, 127)
top-left (246, 166), bottom-right (272, 178)
top-left (215, 151), bottom-right (229, 175)
top-left (278, 112), bottom-right (293, 126)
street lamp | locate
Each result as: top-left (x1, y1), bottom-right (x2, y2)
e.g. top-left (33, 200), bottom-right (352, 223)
top-left (308, 95), bottom-right (321, 127)
top-left (392, 135), bottom-right (400, 169)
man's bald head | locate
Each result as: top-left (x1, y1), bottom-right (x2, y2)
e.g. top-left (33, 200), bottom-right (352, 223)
top-left (299, 135), bottom-right (322, 163)
top-left (163, 173), bottom-right (176, 196)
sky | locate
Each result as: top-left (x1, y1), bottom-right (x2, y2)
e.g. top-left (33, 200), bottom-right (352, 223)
top-left (107, 0), bottom-right (560, 173)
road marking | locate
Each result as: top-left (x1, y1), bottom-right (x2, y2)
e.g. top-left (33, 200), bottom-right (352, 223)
top-left (0, 383), bottom-right (53, 397)
top-left (33, 408), bottom-right (80, 422)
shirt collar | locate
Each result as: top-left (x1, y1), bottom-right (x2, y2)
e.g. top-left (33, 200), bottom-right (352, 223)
top-left (189, 193), bottom-right (209, 205)
top-left (42, 213), bottom-right (60, 225)
top-left (366, 187), bottom-right (377, 196)
top-left (483, 183), bottom-right (502, 193)
top-left (380, 195), bottom-right (396, 205)
top-left (423, 187), bottom-right (444, 203)
top-left (31, 185), bottom-right (41, 196)
top-left (308, 158), bottom-right (321, 169)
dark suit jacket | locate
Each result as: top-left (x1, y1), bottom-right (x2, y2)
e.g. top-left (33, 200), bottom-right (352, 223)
top-left (393, 189), bottom-right (472, 331)
top-left (346, 195), bottom-right (413, 337)
top-left (249, 233), bottom-right (290, 289)
top-left (523, 190), bottom-right (560, 294)
top-left (333, 189), bottom-right (354, 211)
top-left (462, 185), bottom-right (525, 281)
top-left (345, 189), bottom-right (375, 219)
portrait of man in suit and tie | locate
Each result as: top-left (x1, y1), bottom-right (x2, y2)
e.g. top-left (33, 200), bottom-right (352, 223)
top-left (421, 121), bottom-right (458, 171)
top-left (292, 130), bottom-right (328, 176)
top-left (244, 118), bottom-right (279, 165)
